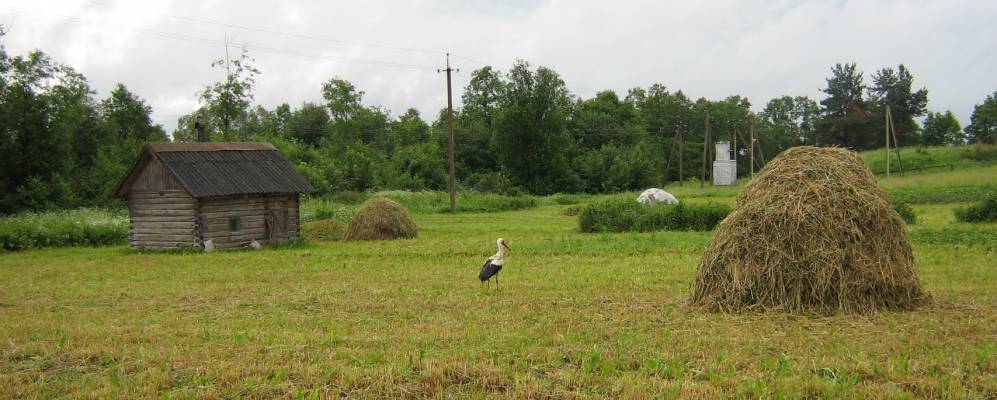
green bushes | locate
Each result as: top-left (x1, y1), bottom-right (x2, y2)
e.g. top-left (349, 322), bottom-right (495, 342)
top-left (955, 196), bottom-right (997, 223)
top-left (886, 185), bottom-right (995, 204)
top-left (893, 202), bottom-right (917, 224)
top-left (0, 209), bottom-right (128, 251)
top-left (579, 199), bottom-right (730, 233)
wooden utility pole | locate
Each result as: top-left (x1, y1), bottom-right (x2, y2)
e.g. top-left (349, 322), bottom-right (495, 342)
top-left (664, 127), bottom-right (685, 186)
top-left (701, 111), bottom-right (711, 188)
top-left (439, 53), bottom-right (458, 213)
top-left (749, 122), bottom-right (755, 177)
top-left (885, 105), bottom-right (891, 178)
top-left (888, 106), bottom-right (904, 176)
top-left (678, 128), bottom-right (684, 186)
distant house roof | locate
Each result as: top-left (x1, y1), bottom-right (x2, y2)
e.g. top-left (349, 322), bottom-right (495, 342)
top-left (114, 142), bottom-right (314, 198)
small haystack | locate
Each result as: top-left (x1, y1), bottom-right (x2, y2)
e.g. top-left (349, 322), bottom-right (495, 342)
top-left (343, 197), bottom-right (418, 241)
top-left (690, 146), bottom-right (928, 314)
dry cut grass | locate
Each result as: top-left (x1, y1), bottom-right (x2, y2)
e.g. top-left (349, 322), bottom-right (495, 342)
top-left (691, 147), bottom-right (928, 314)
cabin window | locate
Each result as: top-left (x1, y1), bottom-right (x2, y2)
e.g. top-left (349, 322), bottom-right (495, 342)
top-left (228, 216), bottom-right (240, 232)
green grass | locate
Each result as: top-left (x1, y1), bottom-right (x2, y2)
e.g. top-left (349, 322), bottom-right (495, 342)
top-left (860, 144), bottom-right (996, 175)
top-left (1, 163), bottom-right (995, 397)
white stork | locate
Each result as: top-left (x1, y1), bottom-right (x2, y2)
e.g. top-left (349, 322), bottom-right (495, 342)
top-left (478, 238), bottom-right (510, 288)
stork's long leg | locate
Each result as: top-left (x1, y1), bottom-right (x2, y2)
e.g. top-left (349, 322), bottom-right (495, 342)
top-left (496, 275), bottom-right (499, 288)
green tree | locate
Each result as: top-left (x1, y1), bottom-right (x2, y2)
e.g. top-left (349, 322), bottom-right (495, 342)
top-left (816, 63), bottom-right (878, 149)
top-left (197, 46), bottom-right (260, 141)
top-left (965, 91), bottom-right (997, 144)
top-left (286, 102), bottom-right (329, 147)
top-left (568, 90), bottom-right (643, 149)
top-left (759, 95), bottom-right (820, 149)
top-left (322, 78), bottom-right (364, 122)
top-left (921, 111), bottom-right (962, 146)
top-left (100, 84), bottom-right (167, 143)
top-left (493, 60), bottom-right (580, 194)
top-left (393, 108), bottom-right (430, 147)
top-left (869, 64), bottom-right (928, 146)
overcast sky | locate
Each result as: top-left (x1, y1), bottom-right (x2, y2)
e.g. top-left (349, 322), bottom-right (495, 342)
top-left (2, 0), bottom-right (995, 133)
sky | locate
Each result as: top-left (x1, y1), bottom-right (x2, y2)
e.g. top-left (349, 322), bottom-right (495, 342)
top-left (2, 0), bottom-right (995, 133)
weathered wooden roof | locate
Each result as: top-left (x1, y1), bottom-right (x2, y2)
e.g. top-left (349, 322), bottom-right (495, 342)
top-left (114, 142), bottom-right (314, 198)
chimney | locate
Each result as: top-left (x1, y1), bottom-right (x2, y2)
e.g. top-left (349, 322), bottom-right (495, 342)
top-left (195, 118), bottom-right (206, 143)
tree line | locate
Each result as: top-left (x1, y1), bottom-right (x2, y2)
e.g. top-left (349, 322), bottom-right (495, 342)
top-left (2, 35), bottom-right (995, 214)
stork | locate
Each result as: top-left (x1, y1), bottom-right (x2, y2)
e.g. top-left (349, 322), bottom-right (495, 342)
top-left (478, 238), bottom-right (510, 288)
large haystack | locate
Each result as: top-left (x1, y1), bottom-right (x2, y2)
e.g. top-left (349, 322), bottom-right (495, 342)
top-left (343, 197), bottom-right (418, 241)
top-left (690, 147), bottom-right (928, 314)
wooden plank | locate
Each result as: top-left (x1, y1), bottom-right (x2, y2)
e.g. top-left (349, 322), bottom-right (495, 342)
top-left (201, 198), bottom-right (267, 207)
top-left (199, 210), bottom-right (268, 218)
top-left (204, 216), bottom-right (265, 224)
top-left (200, 207), bottom-right (266, 216)
top-left (131, 233), bottom-right (196, 241)
top-left (203, 233), bottom-right (266, 244)
top-left (129, 203), bottom-right (196, 211)
top-left (129, 190), bottom-right (190, 199)
top-left (129, 216), bottom-right (195, 223)
top-left (127, 197), bottom-right (195, 205)
top-left (130, 209), bottom-right (195, 217)
top-left (131, 228), bottom-right (194, 236)
top-left (130, 221), bottom-right (195, 229)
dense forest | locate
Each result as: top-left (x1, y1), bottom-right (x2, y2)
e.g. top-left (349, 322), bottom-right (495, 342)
top-left (2, 34), bottom-right (995, 214)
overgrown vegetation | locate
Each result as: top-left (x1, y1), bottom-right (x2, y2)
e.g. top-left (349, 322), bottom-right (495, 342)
top-left (578, 199), bottom-right (730, 233)
top-left (0, 208), bottom-right (127, 251)
top-left (893, 201), bottom-right (917, 224)
top-left (954, 196), bottom-right (997, 223)
top-left (300, 219), bottom-right (346, 242)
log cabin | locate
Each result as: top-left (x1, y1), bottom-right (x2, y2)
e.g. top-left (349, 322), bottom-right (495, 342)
top-left (113, 142), bottom-right (313, 251)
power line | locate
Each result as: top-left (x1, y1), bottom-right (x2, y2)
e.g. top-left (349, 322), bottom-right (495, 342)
top-left (85, 0), bottom-right (444, 56)
top-left (84, 0), bottom-right (490, 67)
top-left (0, 6), bottom-right (438, 70)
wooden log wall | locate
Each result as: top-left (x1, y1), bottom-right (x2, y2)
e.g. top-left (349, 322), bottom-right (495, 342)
top-left (199, 194), bottom-right (300, 249)
top-left (127, 190), bottom-right (197, 250)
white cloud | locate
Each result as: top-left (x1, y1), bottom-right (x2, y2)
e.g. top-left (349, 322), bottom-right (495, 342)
top-left (1, 0), bottom-right (994, 132)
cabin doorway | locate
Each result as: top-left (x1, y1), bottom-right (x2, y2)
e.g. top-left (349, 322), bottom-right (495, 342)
top-left (264, 199), bottom-right (289, 242)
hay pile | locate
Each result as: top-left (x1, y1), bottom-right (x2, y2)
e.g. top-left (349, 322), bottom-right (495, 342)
top-left (690, 146), bottom-right (929, 314)
top-left (343, 197), bottom-right (418, 241)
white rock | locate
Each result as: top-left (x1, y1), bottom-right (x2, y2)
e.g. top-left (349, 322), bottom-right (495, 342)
top-left (203, 239), bottom-right (215, 252)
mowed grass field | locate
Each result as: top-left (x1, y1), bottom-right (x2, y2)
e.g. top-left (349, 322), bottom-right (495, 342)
top-left (2, 170), bottom-right (996, 398)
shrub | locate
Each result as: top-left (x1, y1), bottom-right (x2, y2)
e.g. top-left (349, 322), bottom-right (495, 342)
top-left (893, 202), bottom-right (917, 224)
top-left (579, 199), bottom-right (729, 233)
top-left (560, 205), bottom-right (583, 216)
top-left (330, 191), bottom-right (368, 205)
top-left (955, 196), bottom-right (997, 223)
top-left (0, 208), bottom-right (128, 251)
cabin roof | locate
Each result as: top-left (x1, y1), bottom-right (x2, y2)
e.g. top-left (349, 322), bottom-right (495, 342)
top-left (114, 142), bottom-right (314, 198)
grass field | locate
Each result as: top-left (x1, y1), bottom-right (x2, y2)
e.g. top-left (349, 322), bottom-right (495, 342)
top-left (1, 171), bottom-right (996, 398)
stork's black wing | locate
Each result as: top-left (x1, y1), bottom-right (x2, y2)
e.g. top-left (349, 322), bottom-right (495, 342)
top-left (478, 259), bottom-right (503, 281)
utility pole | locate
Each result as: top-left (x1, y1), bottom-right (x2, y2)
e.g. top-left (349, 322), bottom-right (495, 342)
top-left (678, 126), bottom-right (684, 186)
top-left (439, 53), bottom-right (459, 213)
top-left (885, 105), bottom-right (891, 178)
top-left (888, 106), bottom-right (904, 176)
top-left (749, 122), bottom-right (755, 177)
top-left (701, 111), bottom-right (711, 188)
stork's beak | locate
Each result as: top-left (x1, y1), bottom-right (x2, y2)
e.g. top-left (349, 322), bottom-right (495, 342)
top-left (503, 240), bottom-right (511, 250)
